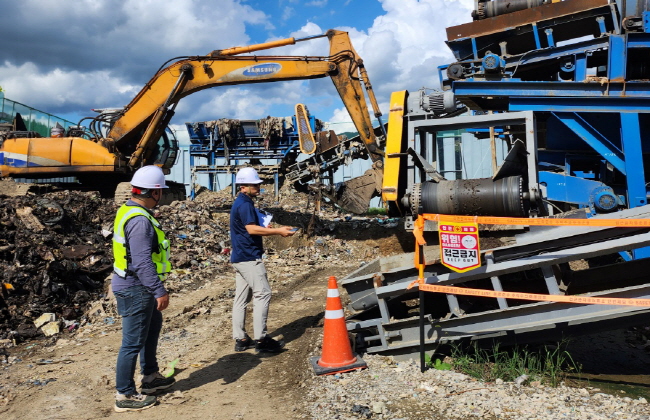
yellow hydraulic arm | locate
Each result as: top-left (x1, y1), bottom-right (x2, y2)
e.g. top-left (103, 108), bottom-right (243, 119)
top-left (0, 29), bottom-right (383, 209)
top-left (107, 29), bottom-right (384, 169)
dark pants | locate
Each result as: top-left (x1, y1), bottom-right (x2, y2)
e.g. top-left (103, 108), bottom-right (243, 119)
top-left (114, 285), bottom-right (162, 395)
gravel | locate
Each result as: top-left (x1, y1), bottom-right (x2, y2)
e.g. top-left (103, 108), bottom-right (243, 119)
top-left (304, 354), bottom-right (650, 420)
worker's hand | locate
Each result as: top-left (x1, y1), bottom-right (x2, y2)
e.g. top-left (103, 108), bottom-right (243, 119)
top-left (156, 294), bottom-right (170, 311)
top-left (279, 226), bottom-right (297, 237)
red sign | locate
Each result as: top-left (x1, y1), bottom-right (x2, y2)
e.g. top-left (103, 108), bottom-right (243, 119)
top-left (439, 221), bottom-right (481, 273)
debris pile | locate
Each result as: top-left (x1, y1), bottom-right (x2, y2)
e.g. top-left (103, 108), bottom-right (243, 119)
top-left (0, 190), bottom-right (237, 342)
top-left (0, 186), bottom-right (407, 344)
top-left (0, 191), bottom-right (116, 342)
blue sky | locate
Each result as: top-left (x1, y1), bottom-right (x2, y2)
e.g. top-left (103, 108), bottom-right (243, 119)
top-left (0, 0), bottom-right (473, 143)
top-left (252, 0), bottom-right (385, 35)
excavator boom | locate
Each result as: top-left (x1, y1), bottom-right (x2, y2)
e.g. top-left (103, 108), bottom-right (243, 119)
top-left (108, 29), bottom-right (383, 168)
top-left (0, 30), bottom-right (383, 206)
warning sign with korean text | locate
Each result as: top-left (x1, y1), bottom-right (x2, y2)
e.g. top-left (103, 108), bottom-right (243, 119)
top-left (439, 221), bottom-right (480, 273)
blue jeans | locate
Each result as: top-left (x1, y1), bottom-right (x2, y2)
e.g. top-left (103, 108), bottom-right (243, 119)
top-left (114, 285), bottom-right (162, 395)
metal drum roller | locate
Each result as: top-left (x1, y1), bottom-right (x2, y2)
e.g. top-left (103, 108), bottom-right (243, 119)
top-left (410, 175), bottom-right (526, 217)
top-left (472, 0), bottom-right (548, 20)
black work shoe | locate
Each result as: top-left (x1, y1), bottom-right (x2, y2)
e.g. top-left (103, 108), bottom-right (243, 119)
top-left (235, 335), bottom-right (254, 352)
top-left (114, 393), bottom-right (156, 412)
top-left (140, 372), bottom-right (175, 394)
top-left (255, 336), bottom-right (285, 354)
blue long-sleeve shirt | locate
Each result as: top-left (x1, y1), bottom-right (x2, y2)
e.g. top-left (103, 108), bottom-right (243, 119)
top-left (111, 200), bottom-right (167, 299)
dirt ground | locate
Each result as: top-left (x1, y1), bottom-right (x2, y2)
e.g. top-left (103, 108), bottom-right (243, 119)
top-left (1, 259), bottom-right (347, 420)
top-left (2, 181), bottom-right (649, 419)
top-left (0, 182), bottom-right (412, 420)
top-left (0, 220), bottom-right (408, 420)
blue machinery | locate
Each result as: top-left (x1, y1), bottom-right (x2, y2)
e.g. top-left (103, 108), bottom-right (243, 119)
top-left (388, 0), bottom-right (650, 226)
top-left (185, 111), bottom-right (321, 198)
top-left (343, 0), bottom-right (650, 358)
top-left (186, 108), bottom-right (372, 199)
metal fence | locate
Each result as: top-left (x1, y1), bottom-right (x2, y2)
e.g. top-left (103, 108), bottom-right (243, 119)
top-left (0, 92), bottom-right (76, 137)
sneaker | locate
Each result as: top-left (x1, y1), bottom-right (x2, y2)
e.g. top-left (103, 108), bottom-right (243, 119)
top-left (140, 371), bottom-right (175, 394)
top-left (114, 393), bottom-right (156, 412)
top-left (234, 334), bottom-right (254, 352)
top-left (255, 336), bottom-right (285, 354)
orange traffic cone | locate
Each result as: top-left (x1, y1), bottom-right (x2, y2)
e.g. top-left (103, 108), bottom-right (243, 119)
top-left (310, 276), bottom-right (367, 376)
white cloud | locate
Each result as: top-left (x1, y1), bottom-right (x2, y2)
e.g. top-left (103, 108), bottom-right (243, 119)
top-left (0, 0), bottom-right (272, 111)
top-left (0, 0), bottom-right (476, 131)
top-left (0, 61), bottom-right (139, 115)
top-left (282, 6), bottom-right (296, 21)
top-left (253, 0), bottom-right (474, 120)
top-left (174, 80), bottom-right (309, 122)
top-left (358, 0), bottom-right (473, 100)
top-left (113, 0), bottom-right (271, 52)
top-left (326, 106), bottom-right (358, 133)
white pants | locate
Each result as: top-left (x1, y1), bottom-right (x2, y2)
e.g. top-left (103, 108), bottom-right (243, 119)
top-left (232, 260), bottom-right (271, 340)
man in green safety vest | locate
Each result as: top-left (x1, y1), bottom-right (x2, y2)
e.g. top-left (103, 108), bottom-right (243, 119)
top-left (111, 165), bottom-right (175, 412)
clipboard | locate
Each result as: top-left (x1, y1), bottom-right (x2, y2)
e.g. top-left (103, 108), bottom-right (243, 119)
top-left (256, 209), bottom-right (273, 227)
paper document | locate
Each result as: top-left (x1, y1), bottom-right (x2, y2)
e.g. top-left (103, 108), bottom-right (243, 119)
top-left (257, 209), bottom-right (273, 227)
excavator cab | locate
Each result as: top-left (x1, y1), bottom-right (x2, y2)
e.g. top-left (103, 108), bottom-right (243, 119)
top-left (149, 127), bottom-right (179, 170)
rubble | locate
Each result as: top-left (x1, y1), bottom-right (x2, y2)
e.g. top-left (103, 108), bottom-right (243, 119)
top-left (0, 190), bottom-right (116, 343)
top-left (40, 322), bottom-right (60, 337)
top-left (33, 313), bottom-right (55, 328)
top-left (1, 185), bottom-right (649, 419)
top-left (0, 185), bottom-right (409, 345)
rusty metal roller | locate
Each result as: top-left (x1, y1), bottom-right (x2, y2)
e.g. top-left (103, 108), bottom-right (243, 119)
top-left (295, 103), bottom-right (316, 155)
top-left (472, 0), bottom-right (548, 20)
top-left (414, 175), bottom-right (526, 217)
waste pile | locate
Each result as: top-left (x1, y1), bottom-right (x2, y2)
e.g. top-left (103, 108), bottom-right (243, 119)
top-left (0, 186), bottom-right (405, 344)
top-left (0, 191), bottom-right (116, 342)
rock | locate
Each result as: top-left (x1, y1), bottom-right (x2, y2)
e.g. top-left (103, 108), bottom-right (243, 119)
top-left (372, 401), bottom-right (386, 414)
top-left (61, 308), bottom-right (77, 320)
top-left (514, 374), bottom-right (529, 386)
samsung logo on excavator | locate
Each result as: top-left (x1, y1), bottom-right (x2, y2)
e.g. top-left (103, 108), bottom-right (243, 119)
top-left (243, 63), bottom-right (281, 77)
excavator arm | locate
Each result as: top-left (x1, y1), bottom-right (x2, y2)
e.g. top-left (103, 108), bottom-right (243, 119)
top-left (107, 29), bottom-right (384, 169)
top-left (0, 30), bottom-right (384, 211)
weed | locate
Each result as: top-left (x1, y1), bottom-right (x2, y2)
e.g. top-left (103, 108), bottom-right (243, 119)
top-left (425, 353), bottom-right (452, 370)
top-left (366, 207), bottom-right (387, 216)
top-left (440, 340), bottom-right (581, 387)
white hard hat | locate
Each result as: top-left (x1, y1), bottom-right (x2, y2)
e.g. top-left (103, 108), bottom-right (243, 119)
top-left (235, 167), bottom-right (263, 184)
top-left (131, 165), bottom-right (169, 189)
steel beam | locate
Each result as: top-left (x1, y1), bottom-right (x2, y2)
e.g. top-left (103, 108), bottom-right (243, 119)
top-left (377, 230), bottom-right (650, 301)
top-left (371, 284), bottom-right (650, 357)
top-left (552, 112), bottom-right (626, 174)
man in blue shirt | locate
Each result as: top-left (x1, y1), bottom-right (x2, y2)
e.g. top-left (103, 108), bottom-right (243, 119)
top-left (230, 167), bottom-right (296, 353)
top-left (111, 166), bottom-right (175, 412)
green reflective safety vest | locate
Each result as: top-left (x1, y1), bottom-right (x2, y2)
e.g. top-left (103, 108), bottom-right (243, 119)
top-left (112, 204), bottom-right (171, 281)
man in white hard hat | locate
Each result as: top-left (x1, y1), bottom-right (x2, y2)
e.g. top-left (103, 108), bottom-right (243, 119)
top-left (111, 165), bottom-right (175, 412)
top-left (230, 167), bottom-right (296, 353)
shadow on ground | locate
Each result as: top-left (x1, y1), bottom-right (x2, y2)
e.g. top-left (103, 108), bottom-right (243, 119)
top-left (173, 352), bottom-right (262, 391)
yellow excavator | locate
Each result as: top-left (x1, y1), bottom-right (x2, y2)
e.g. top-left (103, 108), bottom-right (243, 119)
top-left (0, 30), bottom-right (384, 206)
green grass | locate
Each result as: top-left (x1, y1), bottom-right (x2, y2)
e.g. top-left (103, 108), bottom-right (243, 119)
top-left (431, 341), bottom-right (581, 387)
top-left (366, 207), bottom-right (387, 215)
top-left (424, 354), bottom-right (452, 371)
